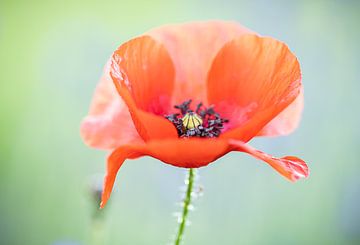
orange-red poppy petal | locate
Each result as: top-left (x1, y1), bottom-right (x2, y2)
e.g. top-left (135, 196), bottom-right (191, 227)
top-left (100, 138), bottom-right (231, 208)
top-left (257, 88), bottom-right (304, 137)
top-left (208, 34), bottom-right (301, 142)
top-left (229, 140), bottom-right (309, 182)
top-left (110, 36), bottom-right (178, 141)
top-left (144, 138), bottom-right (231, 168)
top-left (148, 21), bottom-right (254, 105)
top-left (80, 61), bottom-right (143, 149)
top-left (100, 145), bottom-right (145, 208)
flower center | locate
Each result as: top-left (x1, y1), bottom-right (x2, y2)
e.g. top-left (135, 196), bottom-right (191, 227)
top-left (165, 100), bottom-right (228, 138)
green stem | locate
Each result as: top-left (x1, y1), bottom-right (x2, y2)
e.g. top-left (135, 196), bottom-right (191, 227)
top-left (175, 168), bottom-right (195, 245)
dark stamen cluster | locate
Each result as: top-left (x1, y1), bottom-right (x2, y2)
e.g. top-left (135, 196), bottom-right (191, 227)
top-left (165, 100), bottom-right (228, 138)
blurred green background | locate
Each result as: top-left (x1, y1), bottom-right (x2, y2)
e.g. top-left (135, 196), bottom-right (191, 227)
top-left (1, 0), bottom-right (360, 244)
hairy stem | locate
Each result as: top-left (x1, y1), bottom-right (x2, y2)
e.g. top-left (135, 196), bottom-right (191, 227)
top-left (175, 168), bottom-right (195, 245)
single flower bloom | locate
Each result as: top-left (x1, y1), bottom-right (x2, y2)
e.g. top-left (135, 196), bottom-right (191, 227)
top-left (81, 21), bottom-right (309, 208)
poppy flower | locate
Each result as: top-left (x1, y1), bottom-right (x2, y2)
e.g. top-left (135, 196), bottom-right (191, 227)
top-left (81, 21), bottom-right (309, 208)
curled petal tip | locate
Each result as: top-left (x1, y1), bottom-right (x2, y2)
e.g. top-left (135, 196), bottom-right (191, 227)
top-left (99, 201), bottom-right (105, 209)
top-left (281, 156), bottom-right (309, 182)
top-left (100, 190), bottom-right (111, 209)
top-left (230, 140), bottom-right (309, 182)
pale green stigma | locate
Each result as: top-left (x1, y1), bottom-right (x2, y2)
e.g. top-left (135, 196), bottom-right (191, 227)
top-left (182, 112), bottom-right (203, 130)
